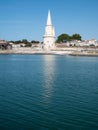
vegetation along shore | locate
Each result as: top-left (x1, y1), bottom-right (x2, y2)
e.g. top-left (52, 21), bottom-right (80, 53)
top-left (0, 33), bottom-right (98, 56)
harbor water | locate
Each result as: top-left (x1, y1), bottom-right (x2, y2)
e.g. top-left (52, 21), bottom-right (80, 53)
top-left (0, 55), bottom-right (98, 130)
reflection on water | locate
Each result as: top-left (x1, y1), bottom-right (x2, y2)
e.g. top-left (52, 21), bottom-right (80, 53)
top-left (0, 55), bottom-right (98, 130)
top-left (42, 55), bottom-right (55, 105)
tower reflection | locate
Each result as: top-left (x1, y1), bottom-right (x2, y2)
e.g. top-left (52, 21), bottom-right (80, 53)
top-left (42, 55), bottom-right (55, 105)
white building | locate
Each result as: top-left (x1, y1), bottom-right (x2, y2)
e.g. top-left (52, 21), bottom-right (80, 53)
top-left (78, 39), bottom-right (98, 47)
top-left (43, 10), bottom-right (55, 50)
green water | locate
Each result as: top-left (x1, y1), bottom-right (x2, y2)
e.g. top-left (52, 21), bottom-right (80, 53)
top-left (0, 55), bottom-right (98, 130)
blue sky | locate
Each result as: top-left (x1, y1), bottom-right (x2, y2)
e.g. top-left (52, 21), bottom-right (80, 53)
top-left (0, 0), bottom-right (98, 41)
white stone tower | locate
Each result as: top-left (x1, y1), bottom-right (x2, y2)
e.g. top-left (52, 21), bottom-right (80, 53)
top-left (43, 10), bottom-right (55, 50)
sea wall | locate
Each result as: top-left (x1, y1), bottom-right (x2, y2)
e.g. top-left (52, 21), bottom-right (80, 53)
top-left (0, 47), bottom-right (98, 56)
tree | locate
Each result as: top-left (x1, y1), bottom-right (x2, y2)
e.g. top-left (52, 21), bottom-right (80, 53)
top-left (22, 39), bottom-right (28, 44)
top-left (8, 41), bottom-right (15, 43)
top-left (25, 43), bottom-right (32, 47)
top-left (71, 34), bottom-right (82, 41)
top-left (56, 34), bottom-right (71, 43)
top-left (14, 40), bottom-right (22, 44)
top-left (56, 33), bottom-right (82, 43)
top-left (31, 40), bottom-right (40, 43)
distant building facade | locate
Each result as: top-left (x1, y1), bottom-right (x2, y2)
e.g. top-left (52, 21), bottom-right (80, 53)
top-left (57, 39), bottom-right (98, 47)
top-left (0, 40), bottom-right (12, 49)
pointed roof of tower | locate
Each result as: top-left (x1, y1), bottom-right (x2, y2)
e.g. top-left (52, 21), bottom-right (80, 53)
top-left (46, 10), bottom-right (52, 25)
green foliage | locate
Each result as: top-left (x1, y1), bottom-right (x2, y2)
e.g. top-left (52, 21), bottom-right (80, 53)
top-left (25, 42), bottom-right (32, 47)
top-left (14, 40), bottom-right (22, 44)
top-left (31, 40), bottom-right (40, 43)
top-left (56, 33), bottom-right (82, 43)
top-left (71, 34), bottom-right (81, 41)
top-left (22, 39), bottom-right (28, 44)
top-left (56, 34), bottom-right (70, 43)
top-left (8, 41), bottom-right (15, 43)
top-left (10, 39), bottom-right (40, 47)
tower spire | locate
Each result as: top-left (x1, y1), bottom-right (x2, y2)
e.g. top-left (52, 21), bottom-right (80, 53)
top-left (43, 10), bottom-right (55, 50)
top-left (46, 10), bottom-right (52, 25)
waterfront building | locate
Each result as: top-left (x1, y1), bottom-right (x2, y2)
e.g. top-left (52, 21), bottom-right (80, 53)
top-left (43, 10), bottom-right (55, 50)
top-left (0, 40), bottom-right (12, 49)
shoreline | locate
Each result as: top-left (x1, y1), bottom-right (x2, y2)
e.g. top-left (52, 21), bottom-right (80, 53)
top-left (0, 47), bottom-right (98, 56)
